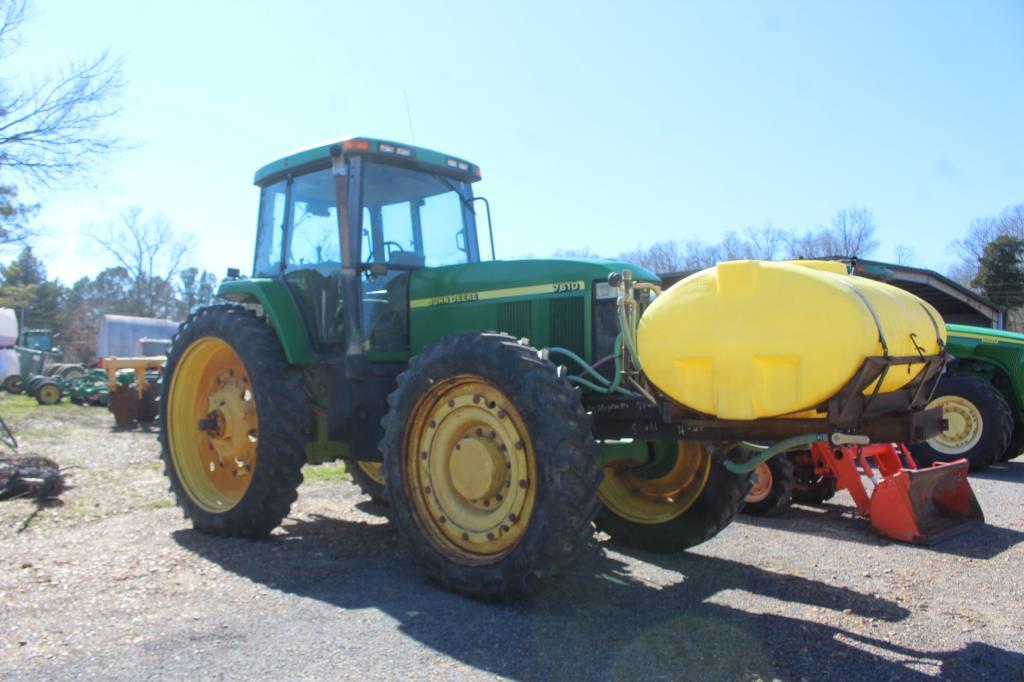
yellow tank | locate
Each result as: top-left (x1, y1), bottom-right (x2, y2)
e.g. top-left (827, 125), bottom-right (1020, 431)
top-left (637, 260), bottom-right (945, 420)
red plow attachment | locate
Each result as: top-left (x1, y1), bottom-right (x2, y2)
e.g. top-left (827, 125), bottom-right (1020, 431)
top-left (805, 443), bottom-right (983, 545)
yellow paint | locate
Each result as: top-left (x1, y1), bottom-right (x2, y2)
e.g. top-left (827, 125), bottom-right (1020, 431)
top-left (598, 441), bottom-right (711, 524)
top-left (637, 260), bottom-right (946, 420)
top-left (403, 374), bottom-right (536, 564)
top-left (356, 460), bottom-right (385, 484)
top-left (167, 337), bottom-right (258, 512)
top-left (409, 280), bottom-right (586, 309)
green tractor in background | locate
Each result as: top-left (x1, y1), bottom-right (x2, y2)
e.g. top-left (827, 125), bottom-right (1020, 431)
top-left (910, 323), bottom-right (1024, 470)
top-left (160, 137), bottom-right (945, 600)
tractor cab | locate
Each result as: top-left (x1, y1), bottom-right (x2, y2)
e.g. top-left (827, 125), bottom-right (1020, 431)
top-left (251, 137), bottom-right (483, 355)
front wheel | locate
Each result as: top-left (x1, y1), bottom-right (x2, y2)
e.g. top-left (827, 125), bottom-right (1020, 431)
top-left (595, 441), bottom-right (751, 552)
top-left (382, 332), bottom-right (601, 601)
top-left (909, 374), bottom-right (1012, 471)
top-left (160, 305), bottom-right (307, 538)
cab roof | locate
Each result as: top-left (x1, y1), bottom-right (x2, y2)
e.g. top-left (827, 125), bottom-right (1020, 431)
top-left (253, 135), bottom-right (481, 186)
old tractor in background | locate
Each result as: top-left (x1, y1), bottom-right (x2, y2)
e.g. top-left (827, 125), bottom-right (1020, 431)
top-left (159, 136), bottom-right (949, 601)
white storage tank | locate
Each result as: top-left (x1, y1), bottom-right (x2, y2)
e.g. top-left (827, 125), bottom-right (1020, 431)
top-left (0, 308), bottom-right (18, 347)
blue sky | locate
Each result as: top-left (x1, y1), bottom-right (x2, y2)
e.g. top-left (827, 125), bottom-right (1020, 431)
top-left (6, 1), bottom-right (1023, 284)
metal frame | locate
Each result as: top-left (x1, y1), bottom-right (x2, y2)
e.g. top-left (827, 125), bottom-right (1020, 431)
top-left (587, 352), bottom-right (948, 445)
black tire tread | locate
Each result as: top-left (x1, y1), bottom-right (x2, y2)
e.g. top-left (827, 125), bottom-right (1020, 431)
top-left (381, 332), bottom-right (601, 602)
top-left (159, 304), bottom-right (307, 539)
top-left (741, 454), bottom-right (795, 517)
top-left (595, 446), bottom-right (751, 553)
top-left (909, 373), bottom-right (1013, 472)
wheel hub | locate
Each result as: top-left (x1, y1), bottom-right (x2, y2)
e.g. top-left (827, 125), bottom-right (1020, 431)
top-left (204, 373), bottom-right (257, 474)
top-left (406, 375), bottom-right (536, 564)
top-left (928, 396), bottom-right (983, 454)
top-left (598, 441), bottom-right (712, 524)
top-left (449, 437), bottom-right (504, 501)
top-left (745, 462), bottom-right (773, 503)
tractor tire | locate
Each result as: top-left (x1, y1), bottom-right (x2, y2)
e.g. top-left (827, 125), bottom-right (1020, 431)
top-left (25, 376), bottom-right (45, 397)
top-left (160, 304), bottom-right (307, 538)
top-left (381, 332), bottom-right (601, 602)
top-left (741, 454), bottom-right (795, 516)
top-left (34, 380), bottom-right (62, 406)
top-left (347, 459), bottom-right (387, 503)
top-left (1000, 423), bottom-right (1024, 463)
top-left (3, 374), bottom-right (24, 394)
top-left (44, 363), bottom-right (65, 377)
top-left (595, 441), bottom-right (751, 552)
top-left (59, 364), bottom-right (87, 379)
top-left (788, 449), bottom-right (837, 504)
top-left (909, 374), bottom-right (1013, 472)
top-left (108, 385), bottom-right (138, 428)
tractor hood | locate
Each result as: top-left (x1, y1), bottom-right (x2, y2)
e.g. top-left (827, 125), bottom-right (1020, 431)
top-left (408, 258), bottom-right (658, 306)
top-left (946, 323), bottom-right (1024, 348)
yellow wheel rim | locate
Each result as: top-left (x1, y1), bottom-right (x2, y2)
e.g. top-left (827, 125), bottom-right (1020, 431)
top-left (598, 441), bottom-right (711, 525)
top-left (928, 395), bottom-right (983, 455)
top-left (356, 460), bottom-right (385, 485)
top-left (38, 384), bottom-right (60, 404)
top-left (403, 374), bottom-right (536, 565)
top-left (167, 337), bottom-right (258, 512)
top-left (745, 462), bottom-right (773, 503)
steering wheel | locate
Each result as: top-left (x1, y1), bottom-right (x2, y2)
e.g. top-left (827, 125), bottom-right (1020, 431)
top-left (381, 241), bottom-right (406, 259)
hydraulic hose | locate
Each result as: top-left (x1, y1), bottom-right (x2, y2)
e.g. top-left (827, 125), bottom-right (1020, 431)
top-left (722, 433), bottom-right (830, 474)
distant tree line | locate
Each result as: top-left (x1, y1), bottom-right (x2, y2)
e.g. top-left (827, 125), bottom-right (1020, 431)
top-left (561, 202), bottom-right (1024, 331)
top-left (0, 217), bottom-right (216, 363)
top-left (556, 206), bottom-right (891, 272)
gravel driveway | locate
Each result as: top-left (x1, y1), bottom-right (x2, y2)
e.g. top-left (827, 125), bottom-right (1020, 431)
top-left (1, 395), bottom-right (1021, 680)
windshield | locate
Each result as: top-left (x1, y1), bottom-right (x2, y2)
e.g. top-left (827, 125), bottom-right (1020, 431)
top-left (359, 162), bottom-right (478, 269)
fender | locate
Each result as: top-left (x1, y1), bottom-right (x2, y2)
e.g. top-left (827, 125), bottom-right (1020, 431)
top-left (216, 278), bottom-right (316, 365)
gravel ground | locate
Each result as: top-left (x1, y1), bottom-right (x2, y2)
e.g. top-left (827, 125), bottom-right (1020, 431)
top-left (1, 393), bottom-right (1022, 681)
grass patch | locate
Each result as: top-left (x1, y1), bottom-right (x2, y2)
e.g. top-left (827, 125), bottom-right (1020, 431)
top-left (302, 462), bottom-right (349, 483)
top-left (0, 392), bottom-right (81, 423)
top-left (145, 499), bottom-right (173, 510)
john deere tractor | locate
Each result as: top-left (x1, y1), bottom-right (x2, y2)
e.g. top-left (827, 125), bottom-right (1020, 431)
top-left (160, 137), bottom-right (946, 600)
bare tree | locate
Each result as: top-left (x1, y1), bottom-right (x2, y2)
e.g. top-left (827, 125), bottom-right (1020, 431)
top-left (828, 207), bottom-right (879, 257)
top-left (893, 244), bottom-right (916, 266)
top-left (0, 0), bottom-right (123, 185)
top-left (90, 207), bottom-right (189, 317)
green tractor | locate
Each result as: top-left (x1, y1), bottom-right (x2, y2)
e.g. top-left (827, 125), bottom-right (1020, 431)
top-left (160, 137), bottom-right (945, 600)
top-left (910, 323), bottom-right (1024, 470)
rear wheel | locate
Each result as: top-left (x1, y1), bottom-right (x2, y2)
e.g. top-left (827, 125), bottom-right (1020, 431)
top-left (741, 454), bottom-right (794, 516)
top-left (382, 332), bottom-right (600, 601)
top-left (596, 441), bottom-right (751, 552)
top-left (1001, 423), bottom-right (1024, 463)
top-left (348, 459), bottom-right (386, 503)
top-left (160, 305), bottom-right (307, 538)
top-left (909, 374), bottom-right (1012, 471)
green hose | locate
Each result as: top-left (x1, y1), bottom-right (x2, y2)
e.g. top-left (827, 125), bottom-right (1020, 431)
top-left (722, 433), bottom-right (830, 474)
top-left (549, 333), bottom-right (637, 397)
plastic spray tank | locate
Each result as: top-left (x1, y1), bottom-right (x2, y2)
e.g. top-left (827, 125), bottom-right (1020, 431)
top-left (637, 260), bottom-right (946, 420)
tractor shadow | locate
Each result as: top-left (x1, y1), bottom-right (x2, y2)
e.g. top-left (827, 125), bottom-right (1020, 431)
top-left (735, 501), bottom-right (1024, 560)
top-left (174, 515), bottom-right (1023, 680)
top-left (970, 459), bottom-right (1024, 482)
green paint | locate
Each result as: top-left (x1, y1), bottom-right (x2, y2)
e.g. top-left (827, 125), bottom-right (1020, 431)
top-left (253, 136), bottom-right (481, 186)
top-left (305, 414), bottom-right (351, 464)
top-left (946, 323), bottom-right (1024, 417)
top-left (216, 278), bottom-right (317, 364)
top-left (409, 258), bottom-right (657, 360)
